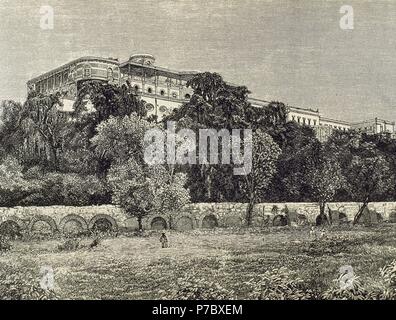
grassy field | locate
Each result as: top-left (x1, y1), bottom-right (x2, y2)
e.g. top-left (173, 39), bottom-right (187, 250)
top-left (1, 224), bottom-right (396, 299)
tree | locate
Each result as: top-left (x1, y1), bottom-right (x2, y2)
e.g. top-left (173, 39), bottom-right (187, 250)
top-left (62, 80), bottom-right (145, 177)
top-left (307, 154), bottom-right (346, 225)
top-left (345, 143), bottom-right (393, 224)
top-left (107, 159), bottom-right (190, 230)
top-left (239, 130), bottom-right (281, 226)
top-left (167, 72), bottom-right (251, 130)
top-left (266, 123), bottom-right (320, 202)
top-left (21, 92), bottom-right (68, 170)
top-left (148, 165), bottom-right (190, 228)
top-left (91, 114), bottom-right (154, 166)
top-left (0, 100), bottom-right (25, 160)
top-left (164, 72), bottom-right (254, 202)
top-left (326, 131), bottom-right (394, 223)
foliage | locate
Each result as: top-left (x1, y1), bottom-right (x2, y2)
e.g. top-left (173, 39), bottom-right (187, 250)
top-left (165, 273), bottom-right (235, 300)
top-left (322, 278), bottom-right (375, 300)
top-left (240, 130), bottom-right (281, 225)
top-left (0, 236), bottom-right (12, 252)
top-left (0, 156), bottom-right (40, 206)
top-left (3, 72), bottom-right (396, 209)
top-left (378, 259), bottom-right (396, 299)
top-left (245, 267), bottom-right (311, 300)
top-left (107, 159), bottom-right (190, 230)
top-left (91, 114), bottom-right (154, 165)
top-left (57, 238), bottom-right (80, 252)
top-left (20, 92), bottom-right (68, 170)
top-left (0, 264), bottom-right (58, 300)
top-left (0, 100), bottom-right (25, 159)
top-left (20, 173), bottom-right (109, 206)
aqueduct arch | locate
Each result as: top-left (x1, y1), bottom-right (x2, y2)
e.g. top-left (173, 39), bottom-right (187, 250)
top-left (89, 214), bottom-right (118, 232)
top-left (150, 216), bottom-right (168, 230)
top-left (201, 214), bottom-right (218, 229)
top-left (28, 215), bottom-right (58, 235)
top-left (59, 214), bottom-right (89, 235)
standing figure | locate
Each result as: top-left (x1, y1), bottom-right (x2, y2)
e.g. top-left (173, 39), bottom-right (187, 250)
top-left (159, 232), bottom-right (169, 248)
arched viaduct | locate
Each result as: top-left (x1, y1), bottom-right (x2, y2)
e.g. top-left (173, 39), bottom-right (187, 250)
top-left (0, 202), bottom-right (395, 237)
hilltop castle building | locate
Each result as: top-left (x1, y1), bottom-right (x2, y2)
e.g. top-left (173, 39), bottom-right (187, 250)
top-left (26, 54), bottom-right (395, 142)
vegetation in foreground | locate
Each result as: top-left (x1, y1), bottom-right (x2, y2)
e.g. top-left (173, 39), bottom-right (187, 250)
top-left (0, 225), bottom-right (395, 300)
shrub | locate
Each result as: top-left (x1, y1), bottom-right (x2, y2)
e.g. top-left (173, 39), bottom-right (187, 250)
top-left (20, 173), bottom-right (110, 206)
top-left (0, 265), bottom-right (58, 300)
top-left (245, 267), bottom-right (311, 300)
top-left (57, 238), bottom-right (80, 251)
top-left (0, 236), bottom-right (12, 252)
top-left (378, 259), bottom-right (396, 299)
top-left (322, 277), bottom-right (375, 300)
top-left (165, 273), bottom-right (235, 300)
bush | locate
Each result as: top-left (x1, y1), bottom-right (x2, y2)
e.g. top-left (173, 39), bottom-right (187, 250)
top-left (57, 238), bottom-right (80, 251)
top-left (378, 259), bottom-right (396, 299)
top-left (323, 277), bottom-right (376, 300)
top-left (0, 265), bottom-right (58, 300)
top-left (245, 267), bottom-right (311, 300)
top-left (322, 260), bottom-right (396, 300)
top-left (165, 273), bottom-right (235, 300)
top-left (19, 173), bottom-right (110, 206)
top-left (0, 236), bottom-right (12, 252)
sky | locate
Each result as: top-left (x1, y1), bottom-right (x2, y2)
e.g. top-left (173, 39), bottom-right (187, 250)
top-left (1, 0), bottom-right (396, 122)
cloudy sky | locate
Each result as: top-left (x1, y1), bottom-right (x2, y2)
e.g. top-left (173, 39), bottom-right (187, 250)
top-left (1, 0), bottom-right (396, 122)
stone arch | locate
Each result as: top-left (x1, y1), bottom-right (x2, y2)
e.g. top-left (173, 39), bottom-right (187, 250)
top-left (150, 216), bottom-right (168, 230)
top-left (272, 214), bottom-right (288, 227)
top-left (175, 215), bottom-right (194, 231)
top-left (201, 214), bottom-right (218, 229)
top-left (59, 214), bottom-right (88, 235)
top-left (316, 214), bottom-right (329, 226)
top-left (296, 214), bottom-right (308, 226)
top-left (0, 217), bottom-right (26, 239)
top-left (224, 216), bottom-right (243, 227)
top-left (89, 214), bottom-right (118, 232)
top-left (339, 212), bottom-right (349, 224)
top-left (0, 216), bottom-right (26, 230)
top-left (28, 215), bottom-right (58, 236)
top-left (389, 211), bottom-right (396, 223)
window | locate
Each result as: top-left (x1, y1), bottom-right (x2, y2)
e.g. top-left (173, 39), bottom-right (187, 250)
top-left (171, 92), bottom-right (178, 99)
top-left (146, 103), bottom-right (154, 112)
top-left (160, 89), bottom-right (165, 96)
top-left (107, 68), bottom-right (113, 80)
top-left (63, 71), bottom-right (68, 83)
top-left (184, 93), bottom-right (191, 99)
top-left (147, 87), bottom-right (153, 94)
top-left (159, 105), bottom-right (168, 113)
top-left (84, 65), bottom-right (91, 78)
top-left (134, 85), bottom-right (140, 91)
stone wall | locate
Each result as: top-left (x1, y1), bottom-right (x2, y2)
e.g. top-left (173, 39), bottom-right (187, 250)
top-left (0, 202), bottom-right (395, 235)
